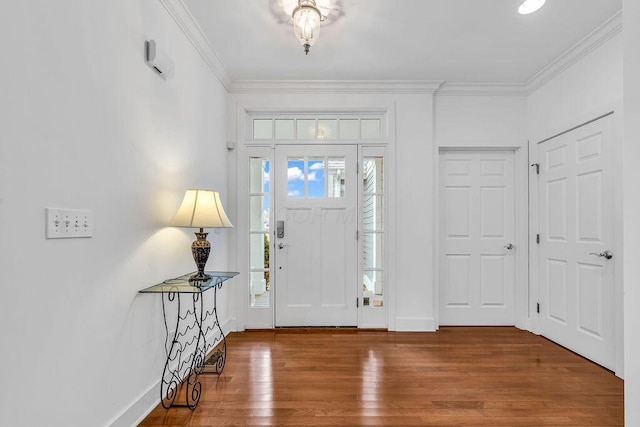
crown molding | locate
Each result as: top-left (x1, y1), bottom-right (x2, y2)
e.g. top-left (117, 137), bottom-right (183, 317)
top-left (436, 82), bottom-right (527, 97)
top-left (526, 10), bottom-right (622, 94)
top-left (162, 0), bottom-right (620, 98)
top-left (159, 0), bottom-right (232, 91)
top-left (230, 80), bottom-right (444, 94)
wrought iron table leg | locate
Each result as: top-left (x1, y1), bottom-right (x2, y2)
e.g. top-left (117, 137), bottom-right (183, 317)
top-left (203, 280), bottom-right (227, 374)
top-left (160, 291), bottom-right (181, 409)
top-left (159, 291), bottom-right (209, 410)
top-left (183, 292), bottom-right (206, 409)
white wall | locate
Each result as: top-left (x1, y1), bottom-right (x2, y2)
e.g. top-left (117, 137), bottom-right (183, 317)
top-left (434, 93), bottom-right (529, 327)
top-left (623, 0), bottom-right (640, 424)
top-left (527, 33), bottom-right (623, 141)
top-left (436, 95), bottom-right (527, 147)
top-left (526, 32), bottom-right (625, 376)
top-left (0, 1), bottom-right (230, 426)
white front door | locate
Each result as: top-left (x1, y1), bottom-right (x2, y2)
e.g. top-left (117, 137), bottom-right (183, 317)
top-left (439, 150), bottom-right (516, 325)
top-left (274, 145), bottom-right (358, 326)
top-left (537, 115), bottom-right (615, 370)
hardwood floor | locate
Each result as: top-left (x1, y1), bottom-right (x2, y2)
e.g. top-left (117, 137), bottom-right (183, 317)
top-left (140, 327), bottom-right (623, 426)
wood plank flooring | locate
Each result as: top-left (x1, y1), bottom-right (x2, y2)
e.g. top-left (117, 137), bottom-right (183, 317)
top-left (140, 327), bottom-right (623, 426)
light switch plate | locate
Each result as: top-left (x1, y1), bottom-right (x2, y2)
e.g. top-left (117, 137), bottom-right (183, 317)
top-left (46, 208), bottom-right (93, 239)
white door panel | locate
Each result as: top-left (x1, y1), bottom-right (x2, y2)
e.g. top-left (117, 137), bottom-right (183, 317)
top-left (439, 151), bottom-right (516, 325)
top-left (274, 145), bottom-right (358, 327)
top-left (537, 115), bottom-right (615, 370)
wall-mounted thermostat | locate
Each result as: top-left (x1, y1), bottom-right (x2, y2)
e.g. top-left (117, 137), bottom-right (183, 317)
top-left (145, 40), bottom-right (175, 79)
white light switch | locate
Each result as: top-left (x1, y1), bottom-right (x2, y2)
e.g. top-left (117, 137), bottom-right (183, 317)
top-left (46, 208), bottom-right (93, 239)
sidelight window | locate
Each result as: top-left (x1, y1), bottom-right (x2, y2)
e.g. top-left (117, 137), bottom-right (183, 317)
top-left (249, 157), bottom-right (271, 308)
top-left (362, 156), bottom-right (384, 307)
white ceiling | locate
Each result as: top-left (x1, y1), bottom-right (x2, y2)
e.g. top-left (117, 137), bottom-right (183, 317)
top-left (181, 0), bottom-right (622, 84)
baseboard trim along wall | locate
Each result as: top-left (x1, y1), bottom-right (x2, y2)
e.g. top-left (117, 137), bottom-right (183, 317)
top-left (108, 319), bottom-right (233, 427)
top-left (395, 317), bottom-right (437, 332)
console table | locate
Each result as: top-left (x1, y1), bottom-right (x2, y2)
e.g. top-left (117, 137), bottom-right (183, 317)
top-left (140, 271), bottom-right (239, 409)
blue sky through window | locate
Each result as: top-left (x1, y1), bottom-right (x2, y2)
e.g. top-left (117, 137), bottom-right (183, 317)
top-left (263, 160), bottom-right (270, 193)
top-left (308, 160), bottom-right (325, 198)
top-left (287, 158), bottom-right (326, 198)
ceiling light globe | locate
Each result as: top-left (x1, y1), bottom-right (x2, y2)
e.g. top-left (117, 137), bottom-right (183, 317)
top-left (518, 0), bottom-right (546, 15)
top-left (292, 0), bottom-right (323, 54)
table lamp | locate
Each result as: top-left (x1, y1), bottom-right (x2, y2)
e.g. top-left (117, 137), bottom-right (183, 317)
top-left (169, 189), bottom-right (233, 282)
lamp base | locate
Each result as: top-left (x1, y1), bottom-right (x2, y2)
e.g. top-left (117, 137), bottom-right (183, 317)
top-left (189, 229), bottom-right (211, 283)
top-left (189, 271), bottom-right (211, 283)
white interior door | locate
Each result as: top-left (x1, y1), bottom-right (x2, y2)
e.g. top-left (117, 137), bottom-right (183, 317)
top-left (537, 116), bottom-right (615, 369)
top-left (439, 150), bottom-right (516, 325)
top-left (274, 145), bottom-right (358, 326)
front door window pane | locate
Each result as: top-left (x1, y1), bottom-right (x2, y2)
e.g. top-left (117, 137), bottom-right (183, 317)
top-left (308, 158), bottom-right (325, 198)
top-left (287, 158), bottom-right (305, 198)
top-left (327, 157), bottom-right (345, 197)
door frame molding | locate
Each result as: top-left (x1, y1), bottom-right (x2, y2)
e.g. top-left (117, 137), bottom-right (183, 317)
top-left (435, 147), bottom-right (530, 330)
top-left (529, 108), bottom-right (624, 376)
top-left (234, 104), bottom-right (396, 331)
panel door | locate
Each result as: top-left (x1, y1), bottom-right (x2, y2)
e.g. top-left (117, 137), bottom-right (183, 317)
top-left (439, 151), bottom-right (516, 325)
top-left (274, 145), bottom-right (358, 326)
top-left (537, 116), bottom-right (615, 369)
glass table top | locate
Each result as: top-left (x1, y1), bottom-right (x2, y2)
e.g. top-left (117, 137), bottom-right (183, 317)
top-left (139, 271), bottom-right (239, 293)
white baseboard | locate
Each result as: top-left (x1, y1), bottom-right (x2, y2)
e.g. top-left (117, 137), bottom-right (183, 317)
top-left (108, 319), bottom-right (232, 427)
top-left (108, 380), bottom-right (160, 427)
top-left (394, 317), bottom-right (437, 331)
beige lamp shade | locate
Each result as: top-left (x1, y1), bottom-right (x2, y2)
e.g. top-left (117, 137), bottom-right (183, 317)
top-left (169, 189), bottom-right (233, 229)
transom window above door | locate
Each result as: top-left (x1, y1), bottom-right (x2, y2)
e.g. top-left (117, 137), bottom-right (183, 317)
top-left (252, 116), bottom-right (383, 140)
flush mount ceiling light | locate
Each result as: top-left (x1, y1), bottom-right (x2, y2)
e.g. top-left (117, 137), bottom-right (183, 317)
top-left (292, 0), bottom-right (326, 55)
top-left (518, 0), bottom-right (546, 15)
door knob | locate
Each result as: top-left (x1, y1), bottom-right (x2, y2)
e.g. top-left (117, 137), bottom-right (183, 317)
top-left (504, 243), bottom-right (515, 250)
top-left (278, 243), bottom-right (289, 249)
top-left (589, 250), bottom-right (613, 260)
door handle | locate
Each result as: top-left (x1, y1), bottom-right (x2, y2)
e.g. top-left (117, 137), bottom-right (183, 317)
top-left (278, 243), bottom-right (289, 249)
top-left (589, 250), bottom-right (613, 260)
top-left (504, 243), bottom-right (515, 250)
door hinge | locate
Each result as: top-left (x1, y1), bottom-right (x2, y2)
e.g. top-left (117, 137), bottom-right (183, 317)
top-left (356, 161), bottom-right (359, 174)
top-left (536, 303), bottom-right (540, 314)
top-left (536, 234), bottom-right (540, 244)
top-left (356, 230), bottom-right (359, 241)
top-left (356, 298), bottom-right (359, 308)
top-left (531, 163), bottom-right (540, 175)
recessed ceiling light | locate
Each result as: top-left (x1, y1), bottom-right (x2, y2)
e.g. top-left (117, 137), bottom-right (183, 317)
top-left (518, 0), bottom-right (546, 15)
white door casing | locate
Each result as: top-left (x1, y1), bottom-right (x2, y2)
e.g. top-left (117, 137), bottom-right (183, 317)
top-left (439, 150), bottom-right (516, 325)
top-left (536, 115), bottom-right (615, 370)
top-left (274, 145), bottom-right (358, 327)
